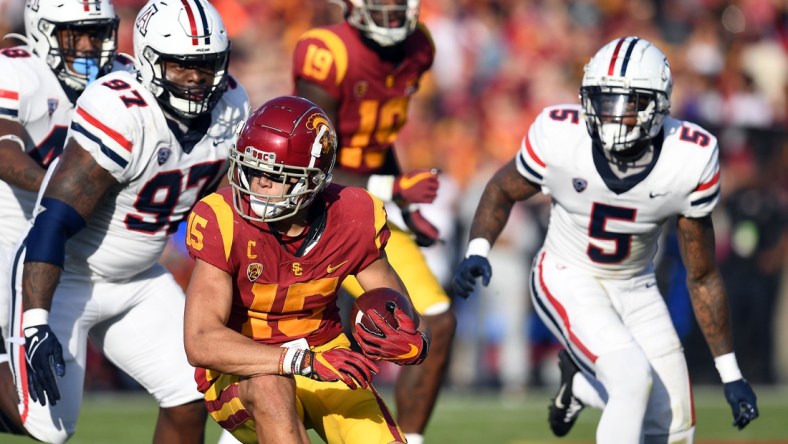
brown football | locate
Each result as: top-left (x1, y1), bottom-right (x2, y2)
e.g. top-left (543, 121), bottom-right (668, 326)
top-left (350, 288), bottom-right (419, 333)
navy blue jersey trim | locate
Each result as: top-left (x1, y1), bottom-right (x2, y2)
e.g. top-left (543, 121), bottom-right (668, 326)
top-left (70, 121), bottom-right (129, 168)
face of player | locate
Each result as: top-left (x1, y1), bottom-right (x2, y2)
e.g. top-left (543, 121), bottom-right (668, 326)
top-left (162, 59), bottom-right (217, 101)
top-left (248, 170), bottom-right (297, 202)
top-left (368, 0), bottom-right (408, 29)
top-left (592, 92), bottom-right (652, 130)
top-left (56, 24), bottom-right (110, 72)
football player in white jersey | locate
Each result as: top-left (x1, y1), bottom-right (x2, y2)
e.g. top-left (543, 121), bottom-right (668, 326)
top-left (4, 0), bottom-right (249, 442)
top-left (0, 0), bottom-right (130, 434)
top-left (452, 37), bottom-right (758, 443)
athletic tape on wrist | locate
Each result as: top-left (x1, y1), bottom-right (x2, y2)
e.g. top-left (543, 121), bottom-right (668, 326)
top-left (466, 238), bottom-right (491, 258)
top-left (714, 352), bottom-right (743, 383)
top-left (367, 175), bottom-right (395, 202)
top-left (22, 308), bottom-right (49, 330)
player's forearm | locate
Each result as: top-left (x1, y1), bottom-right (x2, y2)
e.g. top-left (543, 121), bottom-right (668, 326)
top-left (468, 181), bottom-right (515, 245)
top-left (687, 270), bottom-right (735, 357)
top-left (0, 140), bottom-right (45, 192)
top-left (331, 167), bottom-right (370, 189)
top-left (22, 262), bottom-right (62, 312)
top-left (185, 326), bottom-right (285, 377)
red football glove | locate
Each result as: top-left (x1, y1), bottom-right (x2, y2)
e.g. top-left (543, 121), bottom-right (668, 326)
top-left (303, 348), bottom-right (379, 390)
top-left (393, 169), bottom-right (440, 205)
top-left (401, 205), bottom-right (440, 247)
top-left (353, 307), bottom-right (430, 366)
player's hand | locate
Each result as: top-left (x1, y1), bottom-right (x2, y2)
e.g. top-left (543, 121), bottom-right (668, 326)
top-left (393, 169), bottom-right (439, 205)
top-left (401, 205), bottom-right (439, 247)
top-left (24, 324), bottom-right (66, 406)
top-left (724, 379), bottom-right (759, 430)
top-left (304, 349), bottom-right (379, 390)
top-left (353, 308), bottom-right (429, 366)
top-left (451, 255), bottom-right (492, 299)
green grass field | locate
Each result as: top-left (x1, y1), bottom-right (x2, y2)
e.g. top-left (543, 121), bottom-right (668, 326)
top-left (4, 385), bottom-right (787, 443)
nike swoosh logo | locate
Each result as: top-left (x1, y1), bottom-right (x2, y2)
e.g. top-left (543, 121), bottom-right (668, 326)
top-left (398, 171), bottom-right (435, 190)
top-left (554, 384), bottom-right (567, 409)
top-left (327, 261), bottom-right (348, 274)
top-left (645, 281), bottom-right (657, 288)
top-left (394, 344), bottom-right (420, 360)
top-left (649, 191), bottom-right (667, 198)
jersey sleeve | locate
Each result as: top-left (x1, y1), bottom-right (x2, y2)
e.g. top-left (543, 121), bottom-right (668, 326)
top-left (682, 141), bottom-right (721, 218)
top-left (185, 193), bottom-right (237, 274)
top-left (292, 28), bottom-right (347, 98)
top-left (515, 110), bottom-right (548, 188)
top-left (67, 76), bottom-right (142, 181)
top-left (357, 190), bottom-right (391, 272)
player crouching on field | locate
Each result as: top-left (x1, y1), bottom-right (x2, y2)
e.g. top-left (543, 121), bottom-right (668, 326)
top-left (183, 95), bottom-right (430, 444)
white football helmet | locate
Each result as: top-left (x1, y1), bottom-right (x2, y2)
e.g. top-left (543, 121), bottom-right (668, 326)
top-left (229, 96), bottom-right (337, 223)
top-left (133, 0), bottom-right (230, 119)
top-left (348, 0), bottom-right (419, 47)
top-left (581, 36), bottom-right (672, 156)
top-left (24, 0), bottom-right (118, 91)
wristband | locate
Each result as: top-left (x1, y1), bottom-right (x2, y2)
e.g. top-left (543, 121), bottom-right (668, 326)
top-left (367, 175), bottom-right (395, 202)
top-left (22, 308), bottom-right (49, 329)
top-left (0, 134), bottom-right (25, 150)
top-left (466, 238), bottom-right (491, 258)
top-left (280, 347), bottom-right (306, 375)
top-left (714, 352), bottom-right (743, 383)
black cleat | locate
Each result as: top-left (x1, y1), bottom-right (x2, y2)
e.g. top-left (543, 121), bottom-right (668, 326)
top-left (548, 350), bottom-right (584, 437)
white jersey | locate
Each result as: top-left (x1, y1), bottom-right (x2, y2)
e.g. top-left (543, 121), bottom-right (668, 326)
top-left (0, 45), bottom-right (134, 250)
top-left (517, 104), bottom-right (720, 279)
top-left (51, 70), bottom-right (249, 281)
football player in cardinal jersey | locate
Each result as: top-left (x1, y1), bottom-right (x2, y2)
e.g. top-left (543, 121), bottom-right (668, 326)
top-left (0, 0), bottom-right (130, 434)
top-left (452, 37), bottom-right (758, 443)
top-left (292, 2), bottom-right (455, 442)
top-left (5, 0), bottom-right (249, 442)
top-left (183, 95), bottom-right (430, 444)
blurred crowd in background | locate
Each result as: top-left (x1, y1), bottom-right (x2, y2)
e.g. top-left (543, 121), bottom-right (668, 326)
top-left (1, 0), bottom-right (785, 396)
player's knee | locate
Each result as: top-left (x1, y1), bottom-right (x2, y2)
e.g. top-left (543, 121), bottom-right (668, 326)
top-left (423, 310), bottom-right (456, 343)
top-left (596, 347), bottom-right (652, 400)
top-left (160, 400), bottom-right (207, 428)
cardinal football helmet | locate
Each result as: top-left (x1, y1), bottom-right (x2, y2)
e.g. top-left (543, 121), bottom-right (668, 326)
top-left (133, 0), bottom-right (230, 118)
top-left (229, 96), bottom-right (337, 222)
top-left (348, 0), bottom-right (419, 47)
top-left (24, 0), bottom-right (118, 90)
top-left (581, 36), bottom-right (672, 157)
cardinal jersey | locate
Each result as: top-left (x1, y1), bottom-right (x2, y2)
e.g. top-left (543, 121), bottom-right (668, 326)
top-left (292, 22), bottom-right (434, 174)
top-left (517, 104), bottom-right (720, 279)
top-left (186, 184), bottom-right (390, 348)
top-left (0, 46), bottom-right (134, 249)
top-left (56, 70), bottom-right (249, 281)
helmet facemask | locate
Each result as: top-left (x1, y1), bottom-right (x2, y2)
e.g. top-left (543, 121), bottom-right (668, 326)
top-left (40, 18), bottom-right (118, 90)
top-left (581, 85), bottom-right (669, 161)
top-left (229, 145), bottom-right (333, 223)
top-left (349, 0), bottom-right (419, 46)
top-left (141, 46), bottom-right (229, 119)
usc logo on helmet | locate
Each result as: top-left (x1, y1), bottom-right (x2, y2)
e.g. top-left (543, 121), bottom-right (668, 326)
top-left (306, 113), bottom-right (333, 155)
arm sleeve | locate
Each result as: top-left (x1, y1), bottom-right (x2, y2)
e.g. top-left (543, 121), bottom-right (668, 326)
top-left (67, 79), bottom-right (141, 181)
top-left (186, 194), bottom-right (236, 274)
top-left (292, 29), bottom-right (346, 99)
top-left (682, 142), bottom-right (721, 218)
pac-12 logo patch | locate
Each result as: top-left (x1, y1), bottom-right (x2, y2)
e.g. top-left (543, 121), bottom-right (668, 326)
top-left (47, 98), bottom-right (58, 117)
top-left (247, 263), bottom-right (263, 282)
top-left (157, 147), bottom-right (171, 165)
top-left (572, 178), bottom-right (587, 192)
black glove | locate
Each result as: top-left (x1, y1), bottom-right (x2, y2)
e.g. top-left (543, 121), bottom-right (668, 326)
top-left (451, 255), bottom-right (492, 299)
top-left (24, 324), bottom-right (66, 406)
top-left (724, 379), bottom-right (759, 430)
top-left (401, 206), bottom-right (439, 247)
